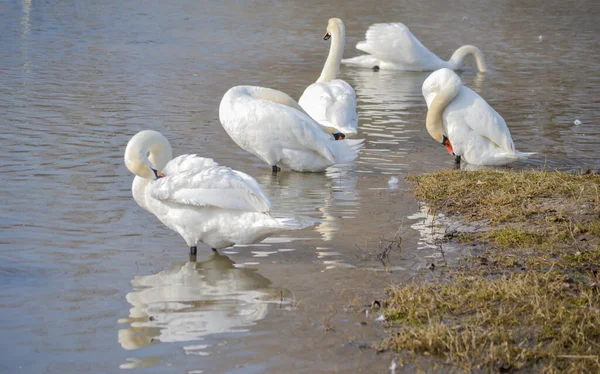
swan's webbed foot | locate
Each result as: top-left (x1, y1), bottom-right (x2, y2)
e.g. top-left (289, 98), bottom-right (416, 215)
top-left (372, 65), bottom-right (380, 72)
top-left (332, 132), bottom-right (346, 140)
top-left (271, 165), bottom-right (281, 173)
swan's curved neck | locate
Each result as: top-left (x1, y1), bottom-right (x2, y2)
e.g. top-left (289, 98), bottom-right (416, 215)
top-left (317, 22), bottom-right (345, 83)
top-left (425, 80), bottom-right (461, 143)
top-left (124, 130), bottom-right (173, 180)
top-left (448, 45), bottom-right (487, 72)
top-left (244, 86), bottom-right (307, 113)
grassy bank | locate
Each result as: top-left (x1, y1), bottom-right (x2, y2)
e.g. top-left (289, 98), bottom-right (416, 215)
top-left (381, 170), bottom-right (600, 372)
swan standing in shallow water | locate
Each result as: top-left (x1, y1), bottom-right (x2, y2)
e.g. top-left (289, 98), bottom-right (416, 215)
top-left (298, 18), bottom-right (358, 138)
top-left (219, 85), bottom-right (364, 172)
top-left (422, 68), bottom-right (534, 166)
top-left (124, 130), bottom-right (303, 255)
top-left (342, 22), bottom-right (487, 72)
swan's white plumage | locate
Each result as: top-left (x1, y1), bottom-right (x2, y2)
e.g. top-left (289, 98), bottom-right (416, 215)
top-left (422, 69), bottom-right (533, 165)
top-left (299, 80), bottom-right (358, 135)
top-left (151, 165), bottom-right (272, 213)
top-left (125, 130), bottom-right (303, 250)
top-left (219, 86), bottom-right (363, 172)
top-left (298, 18), bottom-right (358, 136)
top-left (342, 22), bottom-right (487, 72)
top-left (358, 23), bottom-right (444, 70)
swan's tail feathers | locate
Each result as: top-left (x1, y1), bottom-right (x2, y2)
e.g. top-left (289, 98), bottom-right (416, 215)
top-left (326, 138), bottom-right (364, 165)
top-left (341, 55), bottom-right (382, 68)
top-left (491, 151), bottom-right (536, 165)
top-left (515, 151), bottom-right (537, 160)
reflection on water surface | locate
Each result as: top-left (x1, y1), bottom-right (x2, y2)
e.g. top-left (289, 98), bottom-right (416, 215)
top-left (118, 252), bottom-right (285, 368)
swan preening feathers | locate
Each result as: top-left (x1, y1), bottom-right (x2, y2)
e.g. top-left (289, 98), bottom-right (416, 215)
top-left (219, 85), bottom-right (364, 172)
top-left (342, 22), bottom-right (487, 72)
top-left (298, 18), bottom-right (359, 137)
top-left (124, 130), bottom-right (305, 254)
top-left (423, 68), bottom-right (534, 165)
top-left (122, 18), bottom-right (540, 255)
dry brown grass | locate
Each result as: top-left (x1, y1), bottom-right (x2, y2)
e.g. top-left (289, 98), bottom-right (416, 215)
top-left (380, 170), bottom-right (600, 372)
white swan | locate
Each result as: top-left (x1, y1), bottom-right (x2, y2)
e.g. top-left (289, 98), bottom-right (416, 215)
top-left (422, 68), bottom-right (534, 165)
top-left (298, 18), bottom-right (358, 138)
top-left (219, 85), bottom-right (364, 172)
top-left (341, 22), bottom-right (487, 72)
top-left (124, 130), bottom-right (304, 254)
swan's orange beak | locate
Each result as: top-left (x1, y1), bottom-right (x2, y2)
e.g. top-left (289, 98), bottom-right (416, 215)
top-left (152, 168), bottom-right (166, 179)
top-left (442, 137), bottom-right (454, 155)
top-left (323, 32), bottom-right (331, 40)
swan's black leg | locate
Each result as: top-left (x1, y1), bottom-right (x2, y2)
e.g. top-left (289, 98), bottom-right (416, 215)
top-left (332, 132), bottom-right (346, 140)
top-left (372, 65), bottom-right (380, 72)
top-left (190, 246), bottom-right (197, 256)
top-left (271, 165), bottom-right (281, 173)
top-left (212, 248), bottom-right (218, 253)
top-left (454, 155), bottom-right (461, 165)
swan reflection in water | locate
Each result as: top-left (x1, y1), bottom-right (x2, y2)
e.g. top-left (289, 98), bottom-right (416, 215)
top-left (407, 204), bottom-right (447, 252)
top-left (257, 164), bottom-right (358, 241)
top-left (341, 69), bottom-right (430, 174)
top-left (118, 252), bottom-right (284, 359)
top-left (346, 69), bottom-right (428, 116)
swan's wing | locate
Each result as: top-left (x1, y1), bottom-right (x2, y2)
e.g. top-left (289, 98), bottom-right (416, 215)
top-left (224, 90), bottom-right (338, 163)
top-left (446, 87), bottom-right (515, 152)
top-left (356, 23), bottom-right (441, 66)
top-left (151, 165), bottom-right (272, 213)
top-left (162, 154), bottom-right (219, 175)
top-left (298, 80), bottom-right (358, 135)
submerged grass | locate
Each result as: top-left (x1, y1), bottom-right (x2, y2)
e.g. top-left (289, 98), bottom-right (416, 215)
top-left (381, 170), bottom-right (600, 372)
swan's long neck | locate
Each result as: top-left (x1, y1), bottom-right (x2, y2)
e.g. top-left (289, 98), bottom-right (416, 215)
top-left (448, 45), bottom-right (487, 72)
top-left (244, 86), bottom-right (307, 113)
top-left (317, 22), bottom-right (345, 83)
top-left (425, 79), bottom-right (461, 143)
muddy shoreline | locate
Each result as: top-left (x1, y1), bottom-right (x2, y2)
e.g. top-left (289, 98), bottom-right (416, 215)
top-left (374, 169), bottom-right (600, 372)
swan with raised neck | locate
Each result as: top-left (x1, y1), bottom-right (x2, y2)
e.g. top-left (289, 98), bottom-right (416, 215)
top-left (317, 18), bottom-right (346, 82)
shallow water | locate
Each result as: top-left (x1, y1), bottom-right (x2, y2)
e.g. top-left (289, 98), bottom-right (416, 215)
top-left (1, 0), bottom-right (599, 372)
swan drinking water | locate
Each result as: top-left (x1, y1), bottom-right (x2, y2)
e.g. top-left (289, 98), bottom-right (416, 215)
top-left (219, 85), bottom-right (364, 172)
top-left (298, 18), bottom-right (358, 138)
top-left (422, 68), bottom-right (534, 166)
top-left (341, 22), bottom-right (487, 72)
top-left (124, 130), bottom-right (304, 255)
